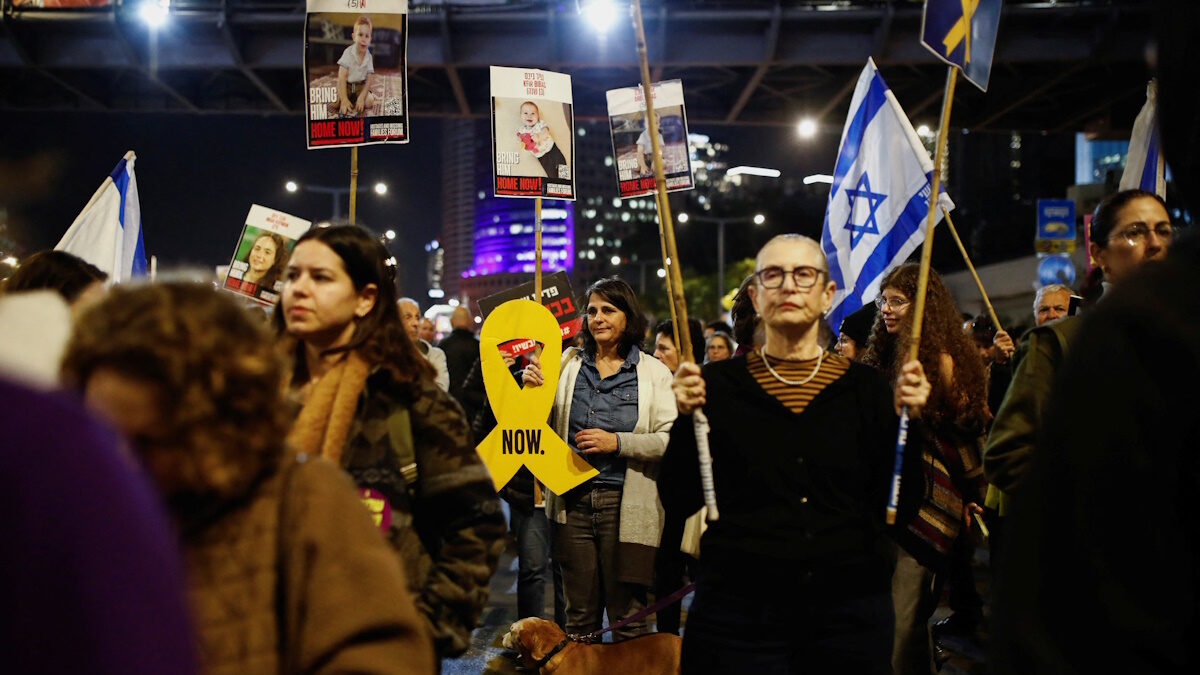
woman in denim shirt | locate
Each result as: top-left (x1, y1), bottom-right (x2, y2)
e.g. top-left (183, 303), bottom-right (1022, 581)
top-left (523, 278), bottom-right (677, 641)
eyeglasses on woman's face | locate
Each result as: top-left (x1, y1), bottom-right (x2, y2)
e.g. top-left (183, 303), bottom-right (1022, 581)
top-left (875, 295), bottom-right (911, 311)
top-left (1108, 222), bottom-right (1173, 248)
top-left (754, 265), bottom-right (825, 290)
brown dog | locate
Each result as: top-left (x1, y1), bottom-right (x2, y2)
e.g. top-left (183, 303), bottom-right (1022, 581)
top-left (502, 617), bottom-right (682, 674)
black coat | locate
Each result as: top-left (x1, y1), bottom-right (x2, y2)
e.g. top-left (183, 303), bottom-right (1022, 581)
top-left (438, 329), bottom-right (481, 419)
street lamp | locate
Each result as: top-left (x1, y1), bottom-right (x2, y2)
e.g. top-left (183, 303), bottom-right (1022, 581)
top-left (796, 118), bottom-right (817, 139)
top-left (284, 180), bottom-right (388, 221)
top-left (677, 212), bottom-right (768, 317)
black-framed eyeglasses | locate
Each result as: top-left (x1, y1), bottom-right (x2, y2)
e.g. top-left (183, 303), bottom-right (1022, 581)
top-left (754, 265), bottom-right (825, 290)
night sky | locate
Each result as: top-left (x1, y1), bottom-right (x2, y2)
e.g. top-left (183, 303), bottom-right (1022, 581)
top-left (0, 111), bottom-right (835, 297)
top-left (0, 111), bottom-right (444, 296)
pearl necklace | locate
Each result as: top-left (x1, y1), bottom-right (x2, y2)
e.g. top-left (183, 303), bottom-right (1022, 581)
top-left (760, 349), bottom-right (824, 386)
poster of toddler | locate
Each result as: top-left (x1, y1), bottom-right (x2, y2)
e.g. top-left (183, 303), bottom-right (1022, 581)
top-left (490, 66), bottom-right (575, 201)
top-left (304, 0), bottom-right (408, 149)
top-left (606, 79), bottom-right (695, 199)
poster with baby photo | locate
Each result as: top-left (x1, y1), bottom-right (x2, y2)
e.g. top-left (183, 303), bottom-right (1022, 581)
top-left (606, 79), bottom-right (694, 199)
top-left (222, 205), bottom-right (312, 306)
top-left (490, 66), bottom-right (575, 201)
top-left (304, 0), bottom-right (409, 149)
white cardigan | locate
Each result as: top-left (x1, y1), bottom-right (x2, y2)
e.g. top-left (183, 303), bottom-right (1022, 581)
top-left (545, 347), bottom-right (678, 551)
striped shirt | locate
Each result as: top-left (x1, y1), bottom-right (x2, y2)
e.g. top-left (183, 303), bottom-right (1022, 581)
top-left (746, 348), bottom-right (851, 414)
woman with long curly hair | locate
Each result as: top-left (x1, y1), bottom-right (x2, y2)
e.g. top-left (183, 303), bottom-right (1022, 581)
top-left (275, 224), bottom-right (505, 660)
top-left (62, 282), bottom-right (433, 674)
top-left (861, 263), bottom-right (990, 675)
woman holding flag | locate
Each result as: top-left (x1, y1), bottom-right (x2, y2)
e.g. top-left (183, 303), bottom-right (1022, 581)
top-left (662, 234), bottom-right (931, 674)
top-left (861, 263), bottom-right (990, 675)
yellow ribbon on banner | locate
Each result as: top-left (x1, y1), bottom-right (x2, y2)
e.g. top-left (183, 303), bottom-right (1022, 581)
top-left (476, 299), bottom-right (599, 494)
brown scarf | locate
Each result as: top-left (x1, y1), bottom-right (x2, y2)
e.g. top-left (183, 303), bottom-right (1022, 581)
top-left (286, 351), bottom-right (370, 464)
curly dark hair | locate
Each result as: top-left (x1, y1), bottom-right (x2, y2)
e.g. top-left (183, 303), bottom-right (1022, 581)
top-left (579, 277), bottom-right (648, 359)
top-left (273, 225), bottom-right (434, 392)
top-left (241, 231), bottom-right (289, 295)
top-left (3, 250), bottom-right (106, 302)
top-left (61, 282), bottom-right (289, 510)
top-left (861, 263), bottom-right (990, 431)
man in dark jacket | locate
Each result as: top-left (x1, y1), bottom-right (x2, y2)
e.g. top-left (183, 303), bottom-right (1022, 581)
top-left (439, 306), bottom-right (481, 420)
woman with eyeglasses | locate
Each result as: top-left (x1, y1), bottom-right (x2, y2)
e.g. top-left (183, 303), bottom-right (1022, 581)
top-left (275, 224), bottom-right (506, 661)
top-left (1082, 188), bottom-right (1172, 304)
top-left (861, 263), bottom-right (992, 675)
top-left (662, 235), bottom-right (932, 674)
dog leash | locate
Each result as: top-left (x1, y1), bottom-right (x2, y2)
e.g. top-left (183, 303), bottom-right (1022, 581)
top-left (569, 582), bottom-right (696, 644)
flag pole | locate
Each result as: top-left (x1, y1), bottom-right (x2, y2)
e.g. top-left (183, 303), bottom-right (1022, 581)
top-left (653, 190), bottom-right (683, 354)
top-left (349, 147), bottom-right (359, 224)
top-left (631, 0), bottom-right (719, 520)
top-left (941, 206), bottom-right (1002, 332)
top-left (534, 197), bottom-right (543, 300)
top-left (887, 66), bottom-right (958, 525)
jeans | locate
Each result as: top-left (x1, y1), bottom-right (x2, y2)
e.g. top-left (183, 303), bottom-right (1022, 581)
top-left (508, 497), bottom-right (566, 623)
top-left (681, 577), bottom-right (893, 675)
top-left (552, 486), bottom-right (648, 641)
top-left (891, 544), bottom-right (937, 675)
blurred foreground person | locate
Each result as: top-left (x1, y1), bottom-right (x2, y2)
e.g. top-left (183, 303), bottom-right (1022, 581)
top-left (3, 249), bottom-right (107, 316)
top-left (662, 235), bottom-right (931, 675)
top-left (62, 282), bottom-right (433, 675)
top-left (993, 5), bottom-right (1200, 670)
top-left (862, 264), bottom-right (990, 675)
top-left (277, 225), bottom-right (504, 659)
top-left (0, 377), bottom-right (197, 675)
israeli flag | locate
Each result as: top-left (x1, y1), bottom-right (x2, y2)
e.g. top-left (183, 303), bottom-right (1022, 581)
top-left (822, 59), bottom-right (954, 332)
top-left (55, 151), bottom-right (146, 282)
top-left (1119, 79), bottom-right (1165, 198)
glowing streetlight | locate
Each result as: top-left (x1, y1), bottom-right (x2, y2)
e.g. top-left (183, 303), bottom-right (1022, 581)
top-left (139, 0), bottom-right (169, 29)
top-left (285, 180), bottom-right (298, 193)
top-left (657, 268), bottom-right (666, 278)
top-left (610, 255), bottom-right (621, 266)
top-left (678, 212), bottom-right (689, 223)
top-left (917, 124), bottom-right (933, 138)
top-left (753, 213), bottom-right (766, 225)
top-left (580, 0), bottom-right (619, 33)
top-left (384, 230), bottom-right (396, 241)
top-left (796, 118), bottom-right (817, 139)
top-left (374, 182), bottom-right (388, 195)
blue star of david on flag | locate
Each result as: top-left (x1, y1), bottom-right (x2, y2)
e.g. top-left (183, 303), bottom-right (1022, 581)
top-left (843, 173), bottom-right (887, 248)
top-left (820, 59), bottom-right (955, 334)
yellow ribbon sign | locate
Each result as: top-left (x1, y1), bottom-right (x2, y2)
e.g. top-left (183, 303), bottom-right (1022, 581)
top-left (476, 299), bottom-right (598, 494)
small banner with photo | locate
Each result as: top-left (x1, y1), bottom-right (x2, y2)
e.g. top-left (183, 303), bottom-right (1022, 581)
top-left (222, 205), bottom-right (312, 306)
top-left (305, 0), bottom-right (409, 148)
top-left (606, 79), bottom-right (695, 199)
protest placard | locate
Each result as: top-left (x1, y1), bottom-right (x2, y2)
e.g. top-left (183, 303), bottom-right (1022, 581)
top-left (606, 79), bottom-right (694, 199)
top-left (304, 0), bottom-right (409, 149)
top-left (222, 205), bottom-right (312, 306)
top-left (490, 66), bottom-right (575, 200)
top-left (476, 270), bottom-right (579, 359)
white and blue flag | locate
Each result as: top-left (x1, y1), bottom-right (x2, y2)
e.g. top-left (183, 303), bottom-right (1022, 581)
top-left (1119, 79), bottom-right (1165, 198)
top-left (822, 59), bottom-right (954, 332)
top-left (55, 151), bottom-right (146, 282)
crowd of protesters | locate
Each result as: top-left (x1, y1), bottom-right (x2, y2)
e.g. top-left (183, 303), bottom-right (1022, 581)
top-left (1, 187), bottom-right (1194, 675)
top-left (3, 8), bottom-right (1198, 672)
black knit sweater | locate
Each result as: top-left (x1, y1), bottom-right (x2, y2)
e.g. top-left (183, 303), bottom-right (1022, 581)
top-left (659, 355), bottom-right (922, 595)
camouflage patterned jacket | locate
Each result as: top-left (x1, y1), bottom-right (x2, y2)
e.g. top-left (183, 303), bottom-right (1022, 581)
top-left (339, 368), bottom-right (506, 658)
